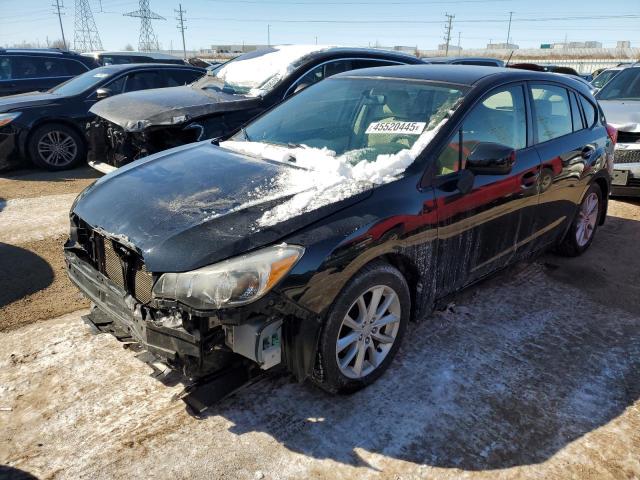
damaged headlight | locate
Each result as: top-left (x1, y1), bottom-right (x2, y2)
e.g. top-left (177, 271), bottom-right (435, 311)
top-left (152, 244), bottom-right (304, 310)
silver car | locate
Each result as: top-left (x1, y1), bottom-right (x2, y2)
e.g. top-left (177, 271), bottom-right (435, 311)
top-left (597, 66), bottom-right (640, 196)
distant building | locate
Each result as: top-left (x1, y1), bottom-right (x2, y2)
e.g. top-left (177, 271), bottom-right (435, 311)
top-left (617, 40), bottom-right (632, 49)
top-left (552, 41), bottom-right (602, 49)
top-left (437, 44), bottom-right (462, 52)
top-left (208, 44), bottom-right (266, 54)
top-left (486, 42), bottom-right (519, 50)
top-left (393, 45), bottom-right (418, 54)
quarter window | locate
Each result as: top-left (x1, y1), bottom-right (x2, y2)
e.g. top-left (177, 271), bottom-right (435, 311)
top-left (569, 91), bottom-right (585, 131)
top-left (531, 85), bottom-right (573, 143)
top-left (436, 85), bottom-right (527, 175)
top-left (579, 95), bottom-right (597, 127)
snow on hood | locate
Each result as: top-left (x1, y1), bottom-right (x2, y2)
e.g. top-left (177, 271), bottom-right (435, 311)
top-left (215, 45), bottom-right (331, 96)
top-left (599, 100), bottom-right (640, 133)
top-left (220, 114), bottom-right (452, 228)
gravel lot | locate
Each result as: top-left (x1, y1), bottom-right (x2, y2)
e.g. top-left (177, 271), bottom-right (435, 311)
top-left (0, 169), bottom-right (639, 480)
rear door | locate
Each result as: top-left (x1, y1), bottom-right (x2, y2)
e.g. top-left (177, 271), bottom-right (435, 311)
top-left (527, 83), bottom-right (608, 252)
top-left (431, 83), bottom-right (542, 295)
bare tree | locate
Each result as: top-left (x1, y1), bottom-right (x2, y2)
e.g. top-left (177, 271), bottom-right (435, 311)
top-left (51, 39), bottom-right (67, 49)
top-left (124, 43), bottom-right (134, 51)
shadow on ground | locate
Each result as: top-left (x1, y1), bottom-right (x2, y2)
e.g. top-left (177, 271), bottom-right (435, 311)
top-left (0, 243), bottom-right (53, 308)
top-left (0, 166), bottom-right (100, 183)
top-left (0, 466), bottom-right (39, 480)
top-left (189, 214), bottom-right (640, 471)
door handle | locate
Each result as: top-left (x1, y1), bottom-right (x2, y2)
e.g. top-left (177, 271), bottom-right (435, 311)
top-left (581, 146), bottom-right (595, 159)
top-left (521, 171), bottom-right (539, 189)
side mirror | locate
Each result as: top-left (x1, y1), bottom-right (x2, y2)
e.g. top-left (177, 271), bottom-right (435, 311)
top-left (466, 142), bottom-right (516, 175)
top-left (95, 88), bottom-right (113, 100)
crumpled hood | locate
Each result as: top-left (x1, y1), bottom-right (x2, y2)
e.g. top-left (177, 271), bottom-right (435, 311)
top-left (72, 140), bottom-right (371, 272)
top-left (0, 91), bottom-right (60, 112)
top-left (599, 100), bottom-right (640, 132)
top-left (89, 85), bottom-right (260, 132)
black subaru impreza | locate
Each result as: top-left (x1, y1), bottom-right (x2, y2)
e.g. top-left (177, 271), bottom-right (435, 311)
top-left (65, 65), bottom-right (614, 397)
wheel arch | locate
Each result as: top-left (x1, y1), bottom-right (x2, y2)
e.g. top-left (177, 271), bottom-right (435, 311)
top-left (592, 175), bottom-right (609, 225)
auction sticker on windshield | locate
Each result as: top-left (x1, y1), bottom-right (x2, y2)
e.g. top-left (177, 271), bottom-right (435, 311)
top-left (366, 121), bottom-right (426, 135)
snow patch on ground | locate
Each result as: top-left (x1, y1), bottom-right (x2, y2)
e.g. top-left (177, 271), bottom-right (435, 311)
top-left (0, 193), bottom-right (76, 244)
top-left (220, 117), bottom-right (449, 228)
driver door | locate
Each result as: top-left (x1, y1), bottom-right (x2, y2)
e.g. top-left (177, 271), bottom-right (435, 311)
top-left (431, 83), bottom-right (542, 296)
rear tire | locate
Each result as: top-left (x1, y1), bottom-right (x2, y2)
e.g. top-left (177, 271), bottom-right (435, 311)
top-left (28, 123), bottom-right (85, 171)
top-left (556, 183), bottom-right (602, 257)
top-left (311, 261), bottom-right (410, 394)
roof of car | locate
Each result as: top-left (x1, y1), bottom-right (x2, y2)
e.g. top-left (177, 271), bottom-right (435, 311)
top-left (421, 56), bottom-right (502, 63)
top-left (82, 51), bottom-right (185, 60)
top-left (93, 62), bottom-right (202, 72)
top-left (335, 64), bottom-right (593, 91)
top-left (0, 48), bottom-right (85, 57)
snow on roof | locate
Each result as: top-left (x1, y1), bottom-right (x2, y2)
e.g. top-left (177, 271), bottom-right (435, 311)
top-left (215, 45), bottom-right (331, 94)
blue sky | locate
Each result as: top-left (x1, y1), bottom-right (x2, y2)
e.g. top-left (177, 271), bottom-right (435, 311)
top-left (1, 0), bottom-right (639, 51)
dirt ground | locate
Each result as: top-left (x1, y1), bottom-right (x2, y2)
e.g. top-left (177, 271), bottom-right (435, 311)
top-left (0, 170), bottom-right (639, 480)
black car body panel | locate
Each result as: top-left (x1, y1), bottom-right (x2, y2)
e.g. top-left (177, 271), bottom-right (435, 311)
top-left (0, 63), bottom-right (204, 170)
top-left (87, 47), bottom-right (424, 168)
top-left (66, 65), bottom-right (612, 385)
top-left (0, 49), bottom-right (99, 96)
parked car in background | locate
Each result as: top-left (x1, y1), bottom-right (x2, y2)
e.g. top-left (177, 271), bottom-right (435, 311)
top-left (0, 63), bottom-right (204, 171)
top-left (597, 66), bottom-right (640, 196)
top-left (66, 65), bottom-right (612, 397)
top-left (422, 56), bottom-right (504, 67)
top-left (0, 48), bottom-right (99, 97)
top-left (591, 67), bottom-right (624, 91)
top-left (86, 45), bottom-right (425, 173)
top-left (82, 51), bottom-right (187, 66)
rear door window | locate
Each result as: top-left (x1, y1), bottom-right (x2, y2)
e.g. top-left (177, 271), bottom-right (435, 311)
top-left (123, 71), bottom-right (165, 92)
top-left (530, 84), bottom-right (573, 143)
top-left (0, 56), bottom-right (12, 80)
top-left (165, 69), bottom-right (202, 86)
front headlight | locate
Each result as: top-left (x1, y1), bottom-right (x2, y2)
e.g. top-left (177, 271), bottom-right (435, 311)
top-left (152, 244), bottom-right (304, 310)
top-left (0, 112), bottom-right (21, 128)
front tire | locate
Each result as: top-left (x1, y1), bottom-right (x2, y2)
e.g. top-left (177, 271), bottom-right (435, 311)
top-left (312, 261), bottom-right (410, 394)
top-left (28, 123), bottom-right (85, 171)
top-left (556, 183), bottom-right (602, 257)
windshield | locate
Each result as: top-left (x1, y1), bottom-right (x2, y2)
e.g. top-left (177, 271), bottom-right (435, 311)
top-left (195, 45), bottom-right (328, 97)
top-left (229, 76), bottom-right (466, 162)
top-left (50, 67), bottom-right (118, 96)
top-left (592, 69), bottom-right (620, 89)
top-left (597, 68), bottom-right (640, 101)
top-left (221, 76), bottom-right (466, 227)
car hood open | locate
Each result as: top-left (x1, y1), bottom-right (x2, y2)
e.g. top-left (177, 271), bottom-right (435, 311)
top-left (89, 84), bottom-right (261, 132)
top-left (72, 140), bottom-right (371, 272)
top-left (0, 91), bottom-right (60, 112)
top-left (599, 100), bottom-right (640, 132)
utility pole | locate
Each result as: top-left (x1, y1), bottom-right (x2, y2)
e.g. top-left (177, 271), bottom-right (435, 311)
top-left (315, 36), bottom-right (318, 45)
top-left (175, 3), bottom-right (187, 60)
top-left (443, 13), bottom-right (454, 56)
top-left (506, 11), bottom-right (513, 45)
top-left (267, 24), bottom-right (271, 46)
top-left (52, 0), bottom-right (67, 49)
top-left (457, 31), bottom-right (461, 50)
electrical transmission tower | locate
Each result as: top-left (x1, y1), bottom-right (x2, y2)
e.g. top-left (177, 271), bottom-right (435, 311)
top-left (443, 13), bottom-right (454, 56)
top-left (175, 4), bottom-right (187, 60)
top-left (124, 0), bottom-right (165, 52)
top-left (74, 0), bottom-right (103, 52)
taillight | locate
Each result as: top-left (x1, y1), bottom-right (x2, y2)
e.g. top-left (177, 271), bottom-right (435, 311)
top-left (606, 123), bottom-right (618, 144)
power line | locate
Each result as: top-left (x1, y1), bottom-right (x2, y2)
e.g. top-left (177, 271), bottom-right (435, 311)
top-left (51, 0), bottom-right (68, 49)
top-left (175, 3), bottom-right (187, 59)
top-left (506, 11), bottom-right (513, 44)
top-left (124, 0), bottom-right (165, 51)
top-left (74, 0), bottom-right (103, 52)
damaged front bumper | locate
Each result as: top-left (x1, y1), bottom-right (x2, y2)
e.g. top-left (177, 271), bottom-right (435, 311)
top-left (64, 245), bottom-right (321, 383)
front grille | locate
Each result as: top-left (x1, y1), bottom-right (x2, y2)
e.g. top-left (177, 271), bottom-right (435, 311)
top-left (74, 220), bottom-right (155, 304)
top-left (614, 149), bottom-right (640, 164)
top-left (617, 131), bottom-right (640, 144)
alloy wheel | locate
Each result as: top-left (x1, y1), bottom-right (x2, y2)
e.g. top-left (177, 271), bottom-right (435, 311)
top-left (335, 285), bottom-right (402, 379)
top-left (576, 192), bottom-right (598, 247)
top-left (37, 130), bottom-right (78, 167)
